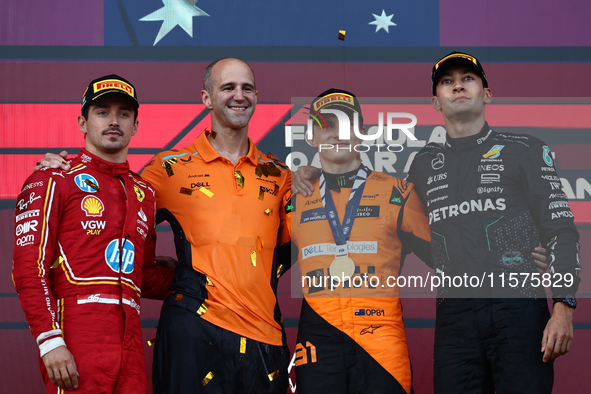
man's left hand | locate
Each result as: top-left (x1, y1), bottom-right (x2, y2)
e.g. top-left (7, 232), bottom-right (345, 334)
top-left (541, 301), bottom-right (574, 362)
top-left (532, 246), bottom-right (550, 274)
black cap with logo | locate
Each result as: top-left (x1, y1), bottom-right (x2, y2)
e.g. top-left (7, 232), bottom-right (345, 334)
top-left (431, 52), bottom-right (488, 95)
top-left (309, 88), bottom-right (363, 124)
top-left (81, 74), bottom-right (139, 114)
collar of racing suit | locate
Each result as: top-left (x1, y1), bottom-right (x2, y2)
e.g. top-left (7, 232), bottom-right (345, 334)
top-left (77, 148), bottom-right (130, 177)
top-left (444, 122), bottom-right (493, 152)
top-left (323, 168), bottom-right (360, 191)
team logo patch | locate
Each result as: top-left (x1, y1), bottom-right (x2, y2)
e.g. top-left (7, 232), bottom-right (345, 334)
top-left (389, 186), bottom-right (403, 205)
top-left (74, 174), bottom-right (100, 193)
top-left (81, 196), bottom-right (104, 217)
top-left (285, 195), bottom-right (294, 214)
top-left (483, 145), bottom-right (504, 159)
top-left (542, 146), bottom-right (553, 166)
top-left (105, 239), bottom-right (135, 274)
top-left (134, 185), bottom-right (145, 202)
top-left (431, 152), bottom-right (445, 170)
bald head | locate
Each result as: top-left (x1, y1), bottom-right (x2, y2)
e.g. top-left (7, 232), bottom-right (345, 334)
top-left (203, 58), bottom-right (256, 95)
top-left (201, 57), bottom-right (258, 132)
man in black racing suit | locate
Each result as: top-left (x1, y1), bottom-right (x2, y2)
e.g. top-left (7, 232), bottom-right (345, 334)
top-left (407, 51), bottom-right (581, 394)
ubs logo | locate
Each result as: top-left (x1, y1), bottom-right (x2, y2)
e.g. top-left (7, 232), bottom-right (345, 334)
top-left (427, 172), bottom-right (447, 185)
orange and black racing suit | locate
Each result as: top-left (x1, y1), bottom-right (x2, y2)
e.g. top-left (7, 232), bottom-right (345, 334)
top-left (290, 169), bottom-right (431, 394)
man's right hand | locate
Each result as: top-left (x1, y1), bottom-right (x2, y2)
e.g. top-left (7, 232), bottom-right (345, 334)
top-left (292, 166), bottom-right (321, 197)
top-left (42, 345), bottom-right (79, 390)
top-left (155, 256), bottom-right (177, 270)
top-left (34, 151), bottom-right (71, 172)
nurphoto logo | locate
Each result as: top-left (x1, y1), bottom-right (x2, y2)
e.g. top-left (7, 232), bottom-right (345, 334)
top-left (305, 107), bottom-right (419, 153)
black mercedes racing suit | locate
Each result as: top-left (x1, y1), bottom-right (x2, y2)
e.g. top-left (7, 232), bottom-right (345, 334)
top-left (407, 123), bottom-right (581, 394)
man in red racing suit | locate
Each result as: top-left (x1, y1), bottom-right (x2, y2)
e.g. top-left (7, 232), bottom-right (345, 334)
top-left (12, 75), bottom-right (172, 393)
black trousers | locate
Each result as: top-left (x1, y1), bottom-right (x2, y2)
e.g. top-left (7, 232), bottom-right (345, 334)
top-left (434, 298), bottom-right (553, 394)
top-left (152, 293), bottom-right (289, 394)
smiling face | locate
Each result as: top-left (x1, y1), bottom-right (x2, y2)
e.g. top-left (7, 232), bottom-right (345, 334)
top-left (78, 94), bottom-right (138, 162)
top-left (202, 58), bottom-right (258, 132)
top-left (432, 64), bottom-right (492, 123)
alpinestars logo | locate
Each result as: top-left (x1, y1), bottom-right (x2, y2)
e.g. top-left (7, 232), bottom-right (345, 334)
top-left (360, 325), bottom-right (382, 335)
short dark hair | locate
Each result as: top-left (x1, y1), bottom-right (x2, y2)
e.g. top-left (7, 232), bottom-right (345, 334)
top-left (82, 103), bottom-right (138, 121)
top-left (203, 58), bottom-right (256, 95)
top-left (431, 51), bottom-right (488, 95)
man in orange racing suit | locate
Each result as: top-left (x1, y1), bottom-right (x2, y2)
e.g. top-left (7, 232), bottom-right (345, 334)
top-left (12, 74), bottom-right (173, 393)
top-left (289, 89), bottom-right (432, 394)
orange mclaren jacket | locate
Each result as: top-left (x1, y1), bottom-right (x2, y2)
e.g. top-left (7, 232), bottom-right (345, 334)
top-left (141, 131), bottom-right (291, 346)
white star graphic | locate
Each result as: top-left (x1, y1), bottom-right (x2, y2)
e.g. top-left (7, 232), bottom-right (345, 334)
top-left (140, 0), bottom-right (209, 46)
top-left (368, 9), bottom-right (396, 33)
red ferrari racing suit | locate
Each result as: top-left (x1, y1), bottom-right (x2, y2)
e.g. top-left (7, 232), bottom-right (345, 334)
top-left (12, 149), bottom-right (172, 393)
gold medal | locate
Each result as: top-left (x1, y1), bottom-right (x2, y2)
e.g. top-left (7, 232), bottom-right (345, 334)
top-left (330, 256), bottom-right (355, 279)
